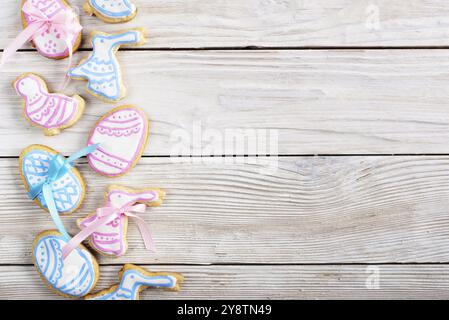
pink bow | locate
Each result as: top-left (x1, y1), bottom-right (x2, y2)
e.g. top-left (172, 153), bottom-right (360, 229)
top-left (62, 204), bottom-right (156, 259)
top-left (1, 1), bottom-right (82, 74)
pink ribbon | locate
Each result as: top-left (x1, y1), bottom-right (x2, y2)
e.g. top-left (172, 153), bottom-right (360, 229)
top-left (62, 204), bottom-right (156, 259)
top-left (1, 1), bottom-right (82, 76)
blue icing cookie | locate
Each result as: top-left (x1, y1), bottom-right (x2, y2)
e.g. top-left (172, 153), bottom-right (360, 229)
top-left (85, 264), bottom-right (182, 300)
top-left (68, 29), bottom-right (145, 102)
top-left (84, 0), bottom-right (137, 22)
top-left (33, 230), bottom-right (99, 298)
top-left (20, 145), bottom-right (84, 214)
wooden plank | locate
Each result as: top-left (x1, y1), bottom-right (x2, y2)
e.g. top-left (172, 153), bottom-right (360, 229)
top-left (3, 50), bottom-right (449, 156)
top-left (2, 156), bottom-right (449, 264)
top-left (1, 264), bottom-right (449, 300)
top-left (3, 0), bottom-right (449, 49)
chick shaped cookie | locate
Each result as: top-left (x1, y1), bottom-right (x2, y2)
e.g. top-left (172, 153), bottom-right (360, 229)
top-left (14, 73), bottom-right (85, 136)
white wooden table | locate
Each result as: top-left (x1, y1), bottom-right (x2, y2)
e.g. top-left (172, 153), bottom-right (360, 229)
top-left (1, 0), bottom-right (449, 300)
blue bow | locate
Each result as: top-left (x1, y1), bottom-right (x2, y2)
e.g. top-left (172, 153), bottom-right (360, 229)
top-left (28, 144), bottom-right (99, 240)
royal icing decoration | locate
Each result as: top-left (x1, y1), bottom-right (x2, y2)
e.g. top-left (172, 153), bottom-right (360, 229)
top-left (21, 0), bottom-right (82, 59)
top-left (68, 29), bottom-right (146, 102)
top-left (84, 0), bottom-right (138, 23)
top-left (14, 73), bottom-right (85, 136)
top-left (20, 145), bottom-right (85, 215)
top-left (87, 106), bottom-right (149, 177)
top-left (33, 230), bottom-right (99, 298)
top-left (76, 185), bottom-right (164, 257)
top-left (85, 264), bottom-right (182, 300)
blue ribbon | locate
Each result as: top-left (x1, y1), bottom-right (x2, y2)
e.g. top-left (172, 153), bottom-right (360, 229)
top-left (28, 144), bottom-right (99, 240)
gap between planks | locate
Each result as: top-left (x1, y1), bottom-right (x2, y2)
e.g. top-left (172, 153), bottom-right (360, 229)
top-left (4, 262), bottom-right (449, 267)
top-left (5, 154), bottom-right (449, 159)
top-left (9, 46), bottom-right (449, 53)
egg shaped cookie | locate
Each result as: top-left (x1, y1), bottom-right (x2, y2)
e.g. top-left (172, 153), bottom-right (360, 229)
top-left (84, 0), bottom-right (138, 23)
top-left (21, 0), bottom-right (82, 59)
top-left (19, 144), bottom-right (85, 214)
top-left (33, 230), bottom-right (100, 298)
top-left (87, 106), bottom-right (149, 177)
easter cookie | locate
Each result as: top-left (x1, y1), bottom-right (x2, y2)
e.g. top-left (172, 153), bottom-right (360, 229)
top-left (19, 144), bottom-right (86, 215)
top-left (87, 105), bottom-right (149, 177)
top-left (14, 73), bottom-right (85, 136)
top-left (68, 29), bottom-right (146, 102)
top-left (84, 264), bottom-right (182, 300)
top-left (84, 0), bottom-right (138, 23)
top-left (78, 185), bottom-right (165, 257)
top-left (33, 230), bottom-right (100, 298)
top-left (21, 0), bottom-right (82, 60)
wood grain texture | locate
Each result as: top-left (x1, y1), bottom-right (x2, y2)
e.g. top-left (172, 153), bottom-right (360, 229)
top-left (2, 0), bottom-right (449, 300)
top-left (3, 50), bottom-right (449, 156)
top-left (2, 0), bottom-right (449, 49)
top-left (2, 156), bottom-right (449, 264)
top-left (1, 264), bottom-right (449, 300)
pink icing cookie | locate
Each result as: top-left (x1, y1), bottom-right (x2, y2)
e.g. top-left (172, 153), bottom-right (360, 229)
top-left (14, 73), bottom-right (85, 136)
top-left (78, 185), bottom-right (165, 257)
top-left (21, 0), bottom-right (82, 59)
top-left (87, 105), bottom-right (149, 177)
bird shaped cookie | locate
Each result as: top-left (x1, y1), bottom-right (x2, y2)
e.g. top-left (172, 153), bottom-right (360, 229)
top-left (14, 73), bottom-right (85, 136)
